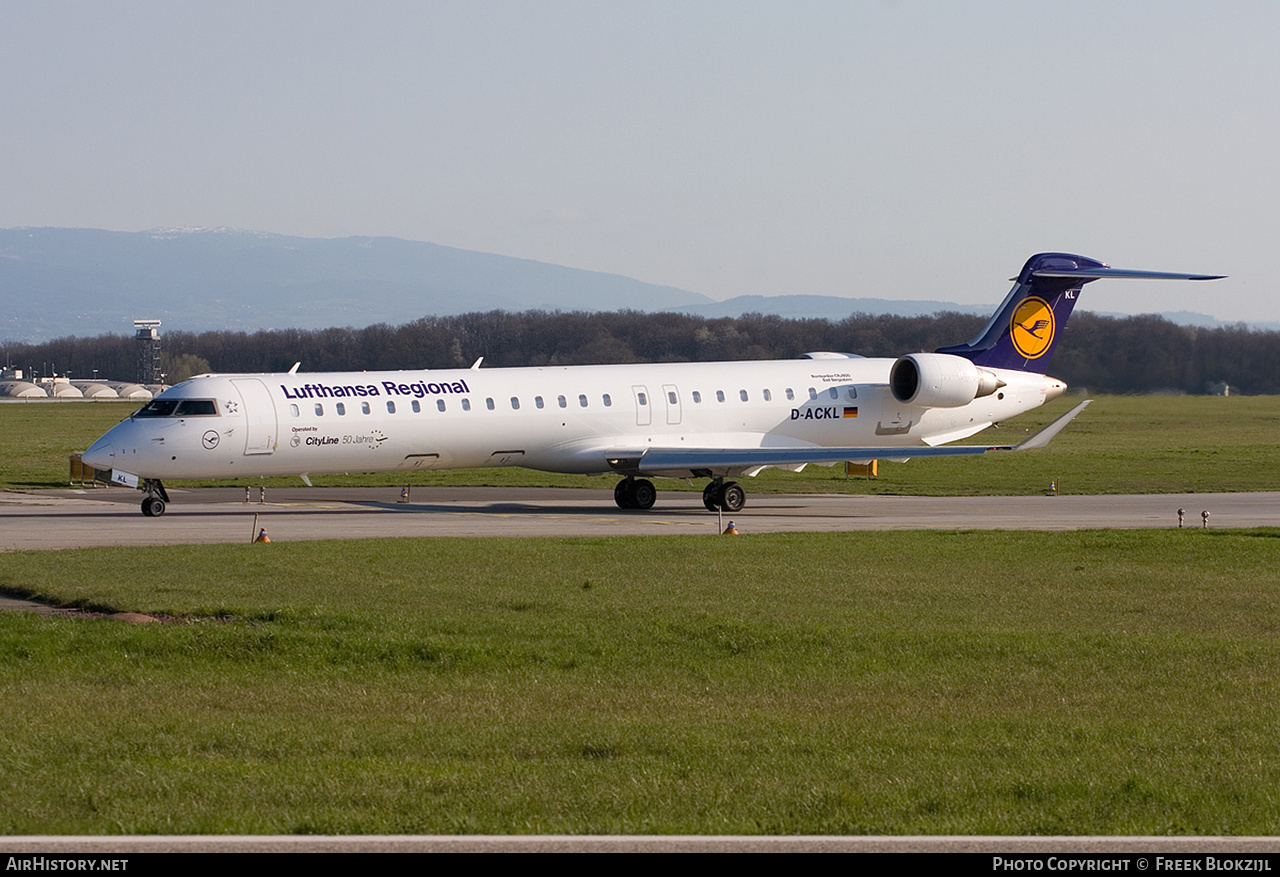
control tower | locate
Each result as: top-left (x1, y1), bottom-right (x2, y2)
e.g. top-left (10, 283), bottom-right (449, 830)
top-left (134, 319), bottom-right (162, 384)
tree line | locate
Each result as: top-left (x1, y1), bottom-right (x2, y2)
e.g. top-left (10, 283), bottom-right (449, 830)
top-left (6, 309), bottom-right (1278, 394)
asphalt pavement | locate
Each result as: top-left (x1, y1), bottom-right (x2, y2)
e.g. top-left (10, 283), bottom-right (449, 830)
top-left (3, 485), bottom-right (1277, 550)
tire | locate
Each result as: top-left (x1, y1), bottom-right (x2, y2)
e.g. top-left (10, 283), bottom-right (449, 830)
top-left (141, 497), bottom-right (166, 517)
top-left (702, 483), bottom-right (722, 512)
top-left (720, 482), bottom-right (746, 512)
top-left (614, 480), bottom-right (634, 509)
top-left (632, 479), bottom-right (656, 510)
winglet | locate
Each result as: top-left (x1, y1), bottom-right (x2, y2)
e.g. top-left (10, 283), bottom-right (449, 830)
top-left (1013, 399), bottom-right (1092, 451)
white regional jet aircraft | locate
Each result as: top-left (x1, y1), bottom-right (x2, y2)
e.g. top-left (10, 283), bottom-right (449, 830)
top-left (84, 253), bottom-right (1222, 517)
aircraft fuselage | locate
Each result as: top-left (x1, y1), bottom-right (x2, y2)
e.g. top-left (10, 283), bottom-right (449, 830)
top-left (84, 357), bottom-right (1061, 483)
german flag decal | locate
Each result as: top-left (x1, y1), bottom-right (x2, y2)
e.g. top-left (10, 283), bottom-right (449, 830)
top-left (843, 407), bottom-right (858, 418)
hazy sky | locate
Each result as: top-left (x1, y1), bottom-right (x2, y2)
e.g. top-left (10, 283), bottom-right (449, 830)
top-left (2, 1), bottom-right (1274, 321)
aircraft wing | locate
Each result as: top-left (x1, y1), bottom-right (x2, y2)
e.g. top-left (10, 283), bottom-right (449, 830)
top-left (608, 400), bottom-right (1092, 472)
top-left (1011, 399), bottom-right (1092, 449)
top-left (623, 444), bottom-right (989, 471)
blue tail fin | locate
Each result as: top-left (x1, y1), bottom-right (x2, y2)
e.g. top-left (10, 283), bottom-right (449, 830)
top-left (937, 253), bottom-right (1224, 373)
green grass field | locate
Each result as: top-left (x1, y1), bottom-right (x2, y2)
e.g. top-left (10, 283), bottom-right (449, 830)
top-left (4, 394), bottom-right (1280, 495)
top-left (3, 531), bottom-right (1280, 835)
top-left (4, 396), bottom-right (1279, 835)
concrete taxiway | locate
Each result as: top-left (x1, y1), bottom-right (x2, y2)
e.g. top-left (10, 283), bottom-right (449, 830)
top-left (3, 485), bottom-right (1278, 550)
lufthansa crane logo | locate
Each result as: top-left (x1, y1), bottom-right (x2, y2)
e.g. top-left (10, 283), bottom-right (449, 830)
top-left (202, 430), bottom-right (220, 450)
top-left (1010, 296), bottom-right (1055, 359)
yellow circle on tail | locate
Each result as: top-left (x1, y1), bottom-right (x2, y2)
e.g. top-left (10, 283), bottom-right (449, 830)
top-left (1010, 297), bottom-right (1055, 359)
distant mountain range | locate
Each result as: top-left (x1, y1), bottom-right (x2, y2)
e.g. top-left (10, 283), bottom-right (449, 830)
top-left (0, 227), bottom-right (714, 342)
top-left (0, 227), bottom-right (1257, 342)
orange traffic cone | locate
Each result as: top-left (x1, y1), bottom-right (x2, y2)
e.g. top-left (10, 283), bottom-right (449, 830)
top-left (722, 521), bottom-right (739, 535)
top-left (254, 528), bottom-right (271, 543)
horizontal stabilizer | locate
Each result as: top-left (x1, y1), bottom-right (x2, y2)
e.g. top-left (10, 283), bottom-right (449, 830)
top-left (1030, 267), bottom-right (1225, 282)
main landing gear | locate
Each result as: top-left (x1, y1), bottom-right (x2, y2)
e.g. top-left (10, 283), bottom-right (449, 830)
top-left (614, 477), bottom-right (657, 510)
top-left (140, 479), bottom-right (170, 517)
top-left (613, 476), bottom-right (746, 513)
top-left (702, 479), bottom-right (745, 513)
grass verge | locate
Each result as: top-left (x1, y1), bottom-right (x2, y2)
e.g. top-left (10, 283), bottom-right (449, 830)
top-left (2, 530), bottom-right (1279, 834)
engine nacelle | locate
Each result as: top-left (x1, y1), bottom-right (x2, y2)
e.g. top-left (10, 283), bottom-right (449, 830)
top-left (889, 353), bottom-right (1002, 407)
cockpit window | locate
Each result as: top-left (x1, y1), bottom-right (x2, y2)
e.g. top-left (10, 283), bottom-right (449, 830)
top-left (176, 399), bottom-right (218, 416)
top-left (135, 398), bottom-right (218, 417)
top-left (135, 399), bottom-right (179, 417)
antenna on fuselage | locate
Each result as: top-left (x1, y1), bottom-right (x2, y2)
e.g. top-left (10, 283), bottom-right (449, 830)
top-left (288, 362), bottom-right (301, 374)
top-left (470, 357), bottom-right (484, 370)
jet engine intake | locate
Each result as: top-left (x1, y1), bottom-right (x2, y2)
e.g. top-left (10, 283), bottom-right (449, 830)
top-left (889, 353), bottom-right (1003, 407)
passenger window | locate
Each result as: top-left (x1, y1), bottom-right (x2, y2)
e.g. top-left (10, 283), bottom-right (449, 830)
top-left (290, 404), bottom-right (299, 417)
top-left (535, 396), bottom-right (544, 409)
top-left (786, 388), bottom-right (794, 401)
top-left (437, 399), bottom-right (446, 412)
top-left (763, 389), bottom-right (772, 401)
top-left (847, 387), bottom-right (857, 400)
top-left (579, 394), bottom-right (588, 407)
top-left (668, 391), bottom-right (677, 405)
top-left (336, 402), bottom-right (346, 416)
top-left (461, 398), bottom-right (471, 411)
top-left (412, 400), bottom-right (421, 413)
top-left (716, 390), bottom-right (725, 403)
top-left (511, 397), bottom-right (520, 410)
top-left (808, 388), bottom-right (817, 400)
top-left (315, 403), bottom-right (324, 416)
top-left (603, 394), bottom-right (612, 407)
top-left (739, 390), bottom-right (749, 402)
top-left (558, 395), bottom-right (567, 408)
top-left (692, 391), bottom-right (701, 404)
top-left (361, 401), bottom-right (371, 414)
top-left (638, 393), bottom-right (647, 405)
top-left (829, 388), bottom-right (838, 400)
top-left (486, 398), bottom-right (495, 410)
top-left (387, 401), bottom-right (396, 414)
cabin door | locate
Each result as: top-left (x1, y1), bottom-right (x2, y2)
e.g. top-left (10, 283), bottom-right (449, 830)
top-left (231, 378), bottom-right (278, 455)
top-left (662, 384), bottom-right (682, 425)
top-left (632, 385), bottom-right (651, 427)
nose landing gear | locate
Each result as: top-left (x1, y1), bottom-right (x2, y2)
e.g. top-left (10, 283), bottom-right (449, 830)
top-left (139, 479), bottom-right (170, 517)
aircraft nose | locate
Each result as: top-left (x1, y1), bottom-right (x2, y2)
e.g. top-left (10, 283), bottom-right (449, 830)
top-left (82, 434), bottom-right (115, 470)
